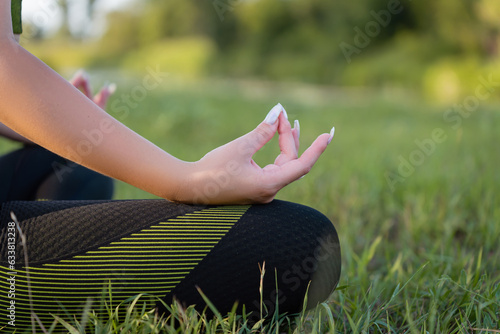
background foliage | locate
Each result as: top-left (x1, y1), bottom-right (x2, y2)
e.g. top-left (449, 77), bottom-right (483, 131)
top-left (22, 0), bottom-right (500, 103)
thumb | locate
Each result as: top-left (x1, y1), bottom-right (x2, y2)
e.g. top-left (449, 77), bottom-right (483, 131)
top-left (70, 70), bottom-right (92, 98)
top-left (233, 104), bottom-right (282, 156)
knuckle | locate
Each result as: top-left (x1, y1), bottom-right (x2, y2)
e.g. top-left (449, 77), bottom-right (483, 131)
top-left (303, 165), bottom-right (312, 174)
top-left (254, 123), bottom-right (275, 139)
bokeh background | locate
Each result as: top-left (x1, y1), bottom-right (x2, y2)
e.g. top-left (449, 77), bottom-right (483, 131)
top-left (2, 0), bottom-right (499, 330)
top-left (19, 0), bottom-right (500, 103)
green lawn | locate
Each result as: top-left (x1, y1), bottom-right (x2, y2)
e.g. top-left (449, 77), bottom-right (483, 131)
top-left (2, 73), bottom-right (499, 333)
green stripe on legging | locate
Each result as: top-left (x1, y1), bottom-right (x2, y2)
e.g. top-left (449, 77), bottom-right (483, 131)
top-left (0, 205), bottom-right (250, 329)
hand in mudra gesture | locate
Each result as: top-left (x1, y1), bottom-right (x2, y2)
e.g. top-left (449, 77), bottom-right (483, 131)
top-left (182, 104), bottom-right (335, 204)
top-left (70, 70), bottom-right (116, 110)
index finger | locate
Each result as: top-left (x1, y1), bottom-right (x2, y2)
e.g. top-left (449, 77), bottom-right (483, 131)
top-left (70, 70), bottom-right (93, 98)
top-left (275, 112), bottom-right (298, 166)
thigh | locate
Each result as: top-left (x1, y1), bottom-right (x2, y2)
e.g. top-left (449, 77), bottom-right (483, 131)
top-left (0, 199), bottom-right (204, 330)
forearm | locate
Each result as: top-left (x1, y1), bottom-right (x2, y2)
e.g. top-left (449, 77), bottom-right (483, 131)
top-left (0, 39), bottom-right (191, 200)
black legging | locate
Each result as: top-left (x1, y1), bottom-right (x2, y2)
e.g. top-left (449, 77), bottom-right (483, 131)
top-left (0, 145), bottom-right (114, 203)
top-left (0, 199), bottom-right (341, 331)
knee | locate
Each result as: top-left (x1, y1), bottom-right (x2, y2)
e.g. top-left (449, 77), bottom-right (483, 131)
top-left (250, 200), bottom-right (342, 312)
top-left (160, 200), bottom-right (341, 318)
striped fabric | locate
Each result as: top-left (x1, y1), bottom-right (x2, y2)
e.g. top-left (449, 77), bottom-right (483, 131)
top-left (0, 205), bottom-right (249, 329)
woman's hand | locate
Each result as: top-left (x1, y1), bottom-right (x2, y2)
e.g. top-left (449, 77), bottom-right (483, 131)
top-left (178, 104), bottom-right (335, 205)
top-left (70, 70), bottom-right (116, 110)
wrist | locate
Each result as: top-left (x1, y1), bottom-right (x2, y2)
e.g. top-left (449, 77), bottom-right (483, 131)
top-left (153, 160), bottom-right (198, 202)
top-left (164, 160), bottom-right (212, 204)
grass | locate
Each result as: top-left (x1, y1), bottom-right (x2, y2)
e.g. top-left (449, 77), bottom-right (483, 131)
top-left (1, 72), bottom-right (499, 333)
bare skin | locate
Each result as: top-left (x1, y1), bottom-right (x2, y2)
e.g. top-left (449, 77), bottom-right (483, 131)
top-left (0, 1), bottom-right (334, 205)
top-left (0, 70), bottom-right (114, 144)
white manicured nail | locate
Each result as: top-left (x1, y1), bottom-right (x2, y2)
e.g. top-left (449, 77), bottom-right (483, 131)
top-left (264, 103), bottom-right (282, 124)
top-left (108, 83), bottom-right (117, 95)
top-left (80, 70), bottom-right (89, 81)
top-left (294, 120), bottom-right (300, 137)
top-left (328, 126), bottom-right (335, 144)
top-left (71, 69), bottom-right (85, 81)
top-left (280, 103), bottom-right (288, 120)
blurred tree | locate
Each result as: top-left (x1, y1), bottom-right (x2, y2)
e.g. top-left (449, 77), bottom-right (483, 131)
top-left (57, 0), bottom-right (71, 38)
top-left (92, 10), bottom-right (142, 66)
top-left (207, 0), bottom-right (399, 82)
top-left (56, 0), bottom-right (100, 39)
top-left (407, 0), bottom-right (481, 55)
top-left (68, 0), bottom-right (498, 87)
top-left (475, 0), bottom-right (500, 57)
top-left (137, 0), bottom-right (215, 45)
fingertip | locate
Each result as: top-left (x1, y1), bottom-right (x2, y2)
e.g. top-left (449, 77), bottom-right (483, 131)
top-left (81, 70), bottom-right (89, 81)
top-left (93, 86), bottom-right (111, 109)
top-left (294, 120), bottom-right (300, 138)
top-left (70, 69), bottom-right (85, 82)
top-left (319, 132), bottom-right (332, 147)
top-left (299, 133), bottom-right (330, 162)
top-left (292, 122), bottom-right (300, 152)
top-left (108, 83), bottom-right (117, 95)
top-left (101, 88), bottom-right (111, 101)
top-left (101, 84), bottom-right (112, 98)
top-left (264, 103), bottom-right (283, 125)
top-left (279, 103), bottom-right (288, 120)
top-left (277, 110), bottom-right (292, 131)
top-left (328, 126), bottom-right (335, 144)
